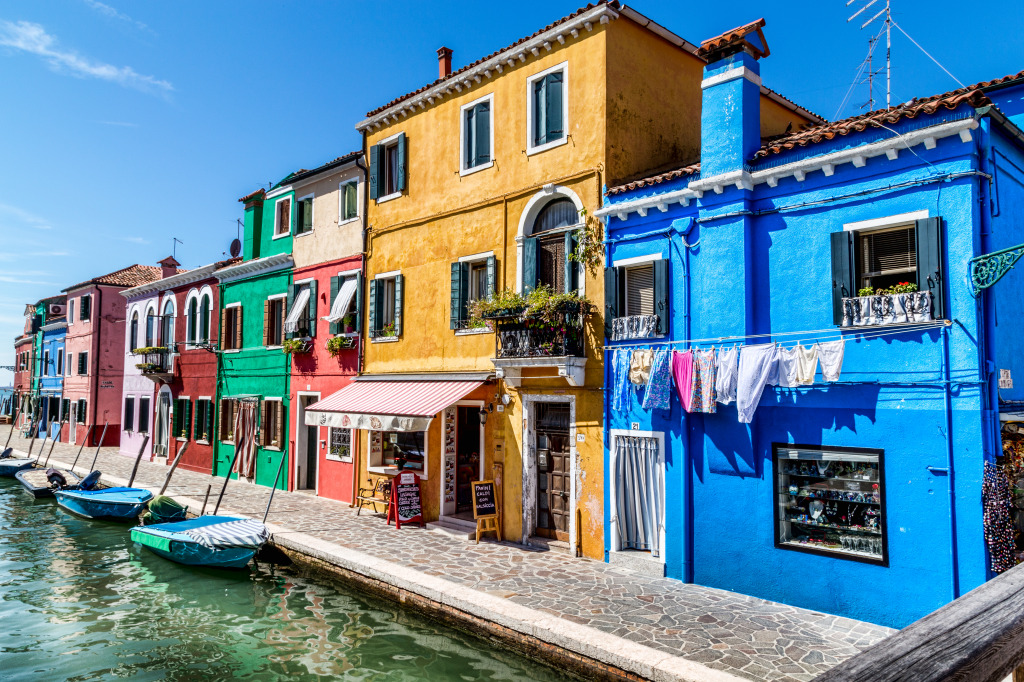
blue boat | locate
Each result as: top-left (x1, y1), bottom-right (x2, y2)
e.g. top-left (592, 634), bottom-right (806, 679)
top-left (0, 458), bottom-right (35, 477)
top-left (130, 516), bottom-right (270, 569)
top-left (55, 487), bottom-right (154, 520)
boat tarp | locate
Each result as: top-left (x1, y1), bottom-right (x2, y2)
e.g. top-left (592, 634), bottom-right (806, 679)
top-left (140, 495), bottom-right (187, 525)
top-left (130, 528), bottom-right (172, 553)
top-left (61, 487), bottom-right (154, 504)
top-left (135, 516), bottom-right (269, 550)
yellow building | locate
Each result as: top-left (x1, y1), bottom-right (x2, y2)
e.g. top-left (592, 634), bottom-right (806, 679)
top-left (310, 2), bottom-right (817, 560)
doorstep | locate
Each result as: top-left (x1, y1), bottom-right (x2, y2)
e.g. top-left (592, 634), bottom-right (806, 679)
top-left (427, 516), bottom-right (476, 541)
top-left (608, 550), bottom-right (666, 578)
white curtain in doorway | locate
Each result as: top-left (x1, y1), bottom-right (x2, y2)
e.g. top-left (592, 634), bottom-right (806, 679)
top-left (615, 436), bottom-right (664, 557)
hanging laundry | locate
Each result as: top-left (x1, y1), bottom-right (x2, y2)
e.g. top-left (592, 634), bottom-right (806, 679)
top-left (690, 349), bottom-right (717, 413)
top-left (629, 349), bottom-right (653, 386)
top-left (766, 346), bottom-right (781, 386)
top-left (736, 344), bottom-right (779, 424)
top-left (715, 346), bottom-right (738, 405)
top-left (671, 350), bottom-right (695, 412)
top-left (816, 340), bottom-right (845, 382)
top-left (777, 346), bottom-right (800, 388)
top-left (642, 350), bottom-right (672, 410)
top-left (795, 343), bottom-right (819, 385)
top-left (611, 349), bottom-right (632, 411)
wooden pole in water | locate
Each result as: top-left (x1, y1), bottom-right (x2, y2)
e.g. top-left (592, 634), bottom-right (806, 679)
top-left (25, 421), bottom-right (38, 459)
top-left (126, 435), bottom-right (150, 488)
top-left (213, 441), bottom-right (245, 515)
top-left (71, 424), bottom-right (96, 470)
top-left (262, 452), bottom-right (288, 524)
top-left (33, 426), bottom-right (49, 465)
top-left (157, 441), bottom-right (188, 495)
top-left (4, 406), bottom-right (21, 450)
top-left (200, 484), bottom-right (211, 516)
top-left (42, 419), bottom-right (67, 467)
top-left (88, 422), bottom-right (109, 472)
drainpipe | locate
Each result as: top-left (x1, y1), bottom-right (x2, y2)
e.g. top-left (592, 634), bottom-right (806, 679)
top-left (680, 218), bottom-right (695, 584)
top-left (942, 325), bottom-right (960, 598)
top-left (603, 217), bottom-right (613, 564)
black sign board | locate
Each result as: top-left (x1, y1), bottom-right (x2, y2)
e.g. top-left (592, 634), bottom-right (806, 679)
top-left (472, 480), bottom-right (497, 519)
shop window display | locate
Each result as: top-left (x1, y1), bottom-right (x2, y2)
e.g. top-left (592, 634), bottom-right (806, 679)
top-left (382, 430), bottom-right (425, 472)
top-left (774, 444), bottom-right (887, 565)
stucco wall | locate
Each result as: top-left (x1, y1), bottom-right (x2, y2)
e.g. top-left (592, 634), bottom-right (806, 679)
top-left (290, 165), bottom-right (364, 270)
top-left (172, 278), bottom-right (221, 474)
top-left (120, 292), bottom-right (160, 460)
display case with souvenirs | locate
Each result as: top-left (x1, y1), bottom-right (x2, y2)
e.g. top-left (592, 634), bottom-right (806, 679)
top-left (773, 444), bottom-right (887, 565)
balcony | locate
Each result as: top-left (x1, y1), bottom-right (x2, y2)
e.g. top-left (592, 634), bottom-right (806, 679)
top-left (490, 307), bottom-right (589, 387)
top-left (132, 347), bottom-right (173, 381)
top-left (840, 292), bottom-right (933, 328)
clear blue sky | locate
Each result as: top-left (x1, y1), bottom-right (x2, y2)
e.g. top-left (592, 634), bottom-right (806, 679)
top-left (1, 0), bottom-right (1021, 384)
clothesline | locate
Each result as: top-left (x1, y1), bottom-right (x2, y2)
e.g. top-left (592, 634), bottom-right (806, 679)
top-left (602, 320), bottom-right (951, 352)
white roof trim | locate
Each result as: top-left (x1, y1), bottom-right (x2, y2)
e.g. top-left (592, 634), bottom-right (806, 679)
top-left (120, 263), bottom-right (220, 298)
top-left (215, 253), bottom-right (294, 284)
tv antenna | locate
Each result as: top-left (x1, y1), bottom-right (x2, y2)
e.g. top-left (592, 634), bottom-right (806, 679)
top-left (848, 0), bottom-right (892, 108)
top-left (172, 237), bottom-right (183, 259)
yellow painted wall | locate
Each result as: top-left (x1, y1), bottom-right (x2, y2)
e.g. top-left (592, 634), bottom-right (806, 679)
top-left (291, 166), bottom-right (364, 269)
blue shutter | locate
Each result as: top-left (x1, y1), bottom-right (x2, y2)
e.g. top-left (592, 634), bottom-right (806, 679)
top-left (564, 231), bottom-right (578, 293)
top-left (394, 274), bottom-right (404, 336)
top-left (369, 144), bottom-right (380, 200)
top-left (604, 267), bottom-right (620, 338)
top-left (329, 276), bottom-right (341, 335)
top-left (830, 231), bottom-right (855, 326)
top-left (916, 217), bottom-right (945, 320)
top-left (396, 133), bottom-right (407, 192)
top-left (533, 79), bottom-right (546, 146)
top-left (522, 238), bottom-right (538, 294)
top-left (450, 262), bottom-right (462, 329)
top-left (486, 255), bottom-right (496, 299)
top-left (354, 273), bottom-right (364, 334)
top-left (545, 72), bottom-right (564, 141)
top-left (369, 279), bottom-right (379, 335)
top-left (476, 103), bottom-right (491, 166)
top-left (306, 280), bottom-right (317, 337)
top-left (653, 259), bottom-right (669, 335)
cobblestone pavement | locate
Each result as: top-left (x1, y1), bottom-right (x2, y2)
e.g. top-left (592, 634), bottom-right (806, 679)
top-left (8, 432), bottom-right (893, 682)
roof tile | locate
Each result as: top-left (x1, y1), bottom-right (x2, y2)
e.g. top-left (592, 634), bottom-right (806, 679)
top-left (64, 264), bottom-right (163, 292)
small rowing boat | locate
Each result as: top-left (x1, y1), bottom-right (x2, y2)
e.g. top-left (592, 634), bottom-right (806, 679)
top-left (55, 487), bottom-right (154, 520)
top-left (15, 468), bottom-right (85, 498)
top-left (131, 516), bottom-right (270, 569)
top-left (0, 458), bottom-right (35, 477)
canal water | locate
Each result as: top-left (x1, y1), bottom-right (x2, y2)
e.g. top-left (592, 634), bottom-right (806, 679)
top-left (0, 479), bottom-right (565, 681)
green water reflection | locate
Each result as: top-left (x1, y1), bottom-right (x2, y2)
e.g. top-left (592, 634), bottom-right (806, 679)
top-left (0, 479), bottom-right (565, 681)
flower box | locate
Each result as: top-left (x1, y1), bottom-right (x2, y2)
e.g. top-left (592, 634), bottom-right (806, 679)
top-left (841, 292), bottom-right (932, 327)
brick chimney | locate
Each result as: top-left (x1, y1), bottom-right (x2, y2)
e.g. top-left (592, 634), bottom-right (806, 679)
top-left (437, 46), bottom-right (453, 79)
top-left (158, 256), bottom-right (180, 279)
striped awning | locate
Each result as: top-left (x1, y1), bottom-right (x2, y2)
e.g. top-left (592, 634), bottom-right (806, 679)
top-left (305, 379), bottom-right (484, 431)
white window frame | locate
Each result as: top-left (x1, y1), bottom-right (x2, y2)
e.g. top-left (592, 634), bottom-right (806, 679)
top-left (526, 61), bottom-right (569, 156)
top-left (455, 251), bottom-right (495, 337)
top-left (144, 301), bottom-right (159, 347)
top-left (195, 396), bottom-right (212, 444)
top-left (335, 267), bottom-right (362, 338)
top-left (376, 131), bottom-right (404, 203)
top-left (843, 210), bottom-right (928, 232)
top-left (68, 298), bottom-right (75, 324)
top-left (160, 295), bottom-right (177, 350)
top-left (78, 351), bottom-right (88, 376)
top-left (459, 93), bottom-right (495, 176)
top-left (339, 179), bottom-right (361, 225)
top-left (273, 196), bottom-right (292, 239)
top-left (368, 429), bottom-right (429, 479)
top-left (262, 397), bottom-right (284, 451)
top-left (294, 193), bottom-right (315, 238)
top-left (372, 270), bottom-right (400, 342)
top-left (222, 301), bottom-right (242, 353)
top-left (265, 293), bottom-right (287, 348)
top-left (327, 426), bottom-right (352, 463)
top-left (175, 395), bottom-right (191, 441)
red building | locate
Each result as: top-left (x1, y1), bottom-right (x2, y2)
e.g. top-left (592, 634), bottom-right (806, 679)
top-left (13, 317), bottom-right (33, 427)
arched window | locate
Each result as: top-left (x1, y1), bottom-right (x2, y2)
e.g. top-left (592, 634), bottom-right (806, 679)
top-left (199, 295), bottom-right (211, 344)
top-left (161, 300), bottom-right (174, 349)
top-left (525, 198), bottom-right (581, 293)
top-left (188, 298), bottom-right (198, 344)
top-left (129, 312), bottom-right (139, 352)
top-left (145, 309), bottom-right (155, 347)
top-left (532, 198), bottom-right (578, 235)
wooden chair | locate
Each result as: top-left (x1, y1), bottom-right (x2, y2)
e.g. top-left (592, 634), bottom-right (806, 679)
top-left (355, 477), bottom-right (391, 516)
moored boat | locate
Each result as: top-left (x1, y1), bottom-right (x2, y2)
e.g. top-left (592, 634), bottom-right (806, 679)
top-left (0, 458), bottom-right (35, 477)
top-left (131, 516), bottom-right (270, 569)
top-left (55, 487), bottom-right (154, 520)
top-left (15, 468), bottom-right (84, 498)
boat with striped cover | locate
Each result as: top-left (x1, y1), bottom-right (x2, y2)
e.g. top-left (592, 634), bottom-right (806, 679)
top-left (130, 516), bottom-right (270, 569)
top-left (55, 487), bottom-right (154, 520)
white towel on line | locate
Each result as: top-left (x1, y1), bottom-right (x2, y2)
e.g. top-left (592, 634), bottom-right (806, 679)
top-left (736, 344), bottom-right (779, 423)
top-left (715, 346), bottom-right (739, 405)
top-left (795, 344), bottom-right (819, 385)
top-left (816, 340), bottom-right (845, 382)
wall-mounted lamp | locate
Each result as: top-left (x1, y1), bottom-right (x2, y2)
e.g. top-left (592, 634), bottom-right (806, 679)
top-left (479, 403), bottom-right (494, 425)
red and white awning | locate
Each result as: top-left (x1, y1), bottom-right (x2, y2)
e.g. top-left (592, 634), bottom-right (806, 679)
top-left (304, 379), bottom-right (485, 431)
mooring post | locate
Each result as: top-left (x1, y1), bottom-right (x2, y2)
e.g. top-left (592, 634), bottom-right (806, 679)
top-left (71, 424), bottom-right (96, 470)
top-left (262, 454), bottom-right (288, 523)
top-left (88, 422), bottom-right (109, 472)
top-left (42, 419), bottom-right (67, 467)
top-left (4, 406), bottom-right (21, 450)
top-left (25, 421), bottom-right (38, 459)
top-left (126, 435), bottom-right (150, 488)
top-left (158, 441), bottom-right (189, 496)
top-left (200, 484), bottom-right (212, 516)
top-left (33, 427), bottom-right (49, 465)
top-left (213, 445), bottom-right (244, 515)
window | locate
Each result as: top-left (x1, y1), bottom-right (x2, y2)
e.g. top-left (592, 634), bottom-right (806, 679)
top-left (77, 399), bottom-right (87, 425)
top-left (522, 199), bottom-right (581, 295)
top-left (274, 197), bottom-right (292, 237)
top-left (61, 398), bottom-right (70, 421)
top-left (173, 398), bottom-right (191, 440)
top-left (56, 349), bottom-right (63, 376)
top-left (124, 396), bottom-right (135, 432)
top-left (138, 396), bottom-right (150, 434)
top-left (199, 295), bottom-right (211, 344)
top-left (284, 281), bottom-right (317, 339)
top-left (129, 311), bottom-right (139, 351)
top-left (261, 399), bottom-right (284, 449)
top-left (296, 195), bottom-right (313, 235)
top-left (371, 429), bottom-right (425, 472)
top-left (328, 427), bottom-right (352, 462)
top-left (77, 352), bottom-right (88, 375)
top-left (369, 133), bottom-right (406, 201)
top-left (527, 63), bottom-right (567, 153)
top-left (194, 399), bottom-right (213, 443)
top-left (42, 350), bottom-right (49, 376)
top-left (79, 295), bottom-right (91, 321)
top-left (68, 299), bottom-right (75, 324)
top-left (625, 265), bottom-right (654, 316)
top-left (327, 273), bottom-right (361, 335)
top-left (221, 305), bottom-right (243, 351)
top-left (830, 216), bottom-right (945, 326)
top-left (461, 95), bottom-right (493, 173)
top-left (264, 297), bottom-right (286, 346)
top-left (369, 274), bottom-right (403, 339)
top-left (219, 398), bottom-right (237, 442)
top-left (450, 256), bottom-right (495, 330)
top-left (187, 297), bottom-right (198, 344)
top-left (161, 300), bottom-right (174, 349)
top-left (774, 443), bottom-right (886, 565)
top-left (340, 181), bottom-right (358, 222)
top-left (606, 258), bottom-right (668, 340)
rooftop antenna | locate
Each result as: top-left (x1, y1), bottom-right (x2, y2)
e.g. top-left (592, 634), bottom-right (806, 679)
top-left (848, 0), bottom-right (892, 108)
top-left (172, 237), bottom-right (183, 259)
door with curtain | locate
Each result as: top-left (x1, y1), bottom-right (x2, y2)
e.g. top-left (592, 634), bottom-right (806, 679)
top-left (614, 435), bottom-right (665, 557)
top-left (154, 393), bottom-right (170, 457)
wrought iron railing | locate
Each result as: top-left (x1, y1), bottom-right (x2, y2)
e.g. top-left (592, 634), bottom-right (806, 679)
top-left (493, 311), bottom-right (587, 359)
top-left (132, 347), bottom-right (171, 374)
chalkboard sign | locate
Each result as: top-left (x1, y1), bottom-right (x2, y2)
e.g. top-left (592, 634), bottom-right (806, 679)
top-left (472, 480), bottom-right (497, 519)
top-left (388, 471), bottom-right (423, 529)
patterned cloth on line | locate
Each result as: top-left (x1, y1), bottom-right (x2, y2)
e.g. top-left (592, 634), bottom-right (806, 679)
top-left (611, 349), bottom-right (633, 411)
top-left (642, 349), bottom-right (672, 410)
top-left (183, 519), bottom-right (270, 549)
top-left (690, 349), bottom-right (717, 413)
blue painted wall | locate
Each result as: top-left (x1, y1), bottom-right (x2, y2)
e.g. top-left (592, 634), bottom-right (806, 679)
top-left (38, 323), bottom-right (66, 438)
top-left (603, 74), bottom-right (1024, 627)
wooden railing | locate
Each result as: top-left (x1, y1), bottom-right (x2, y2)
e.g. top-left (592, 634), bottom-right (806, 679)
top-left (815, 562), bottom-right (1024, 681)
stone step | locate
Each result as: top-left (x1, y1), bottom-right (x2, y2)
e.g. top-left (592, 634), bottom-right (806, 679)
top-left (426, 518), bottom-right (476, 541)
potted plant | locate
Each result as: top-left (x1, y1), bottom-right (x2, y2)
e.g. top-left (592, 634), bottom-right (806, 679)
top-left (470, 289), bottom-right (528, 320)
top-left (326, 335), bottom-right (355, 357)
top-left (135, 362), bottom-right (161, 372)
top-left (381, 322), bottom-right (397, 337)
top-left (282, 338), bottom-right (311, 354)
top-left (342, 313), bottom-right (355, 334)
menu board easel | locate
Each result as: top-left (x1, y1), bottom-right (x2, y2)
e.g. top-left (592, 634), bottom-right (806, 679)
top-left (388, 471), bottom-right (424, 529)
top-left (472, 480), bottom-right (501, 543)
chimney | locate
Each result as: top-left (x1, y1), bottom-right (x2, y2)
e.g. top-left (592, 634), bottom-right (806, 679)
top-left (698, 19), bottom-right (769, 178)
top-left (158, 256), bottom-right (180, 279)
top-left (437, 46), bottom-right (453, 79)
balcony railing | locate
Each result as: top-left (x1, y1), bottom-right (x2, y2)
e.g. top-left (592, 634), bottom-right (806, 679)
top-left (132, 347), bottom-right (172, 375)
top-left (493, 310), bottom-right (587, 359)
top-left (840, 292), bottom-right (933, 328)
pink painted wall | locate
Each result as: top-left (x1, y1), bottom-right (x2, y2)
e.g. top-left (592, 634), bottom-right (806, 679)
top-left (119, 292), bottom-right (159, 460)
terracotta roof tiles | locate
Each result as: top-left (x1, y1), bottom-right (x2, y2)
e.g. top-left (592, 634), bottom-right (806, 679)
top-left (697, 18), bottom-right (768, 59)
top-left (606, 162), bottom-right (701, 195)
top-left (238, 188), bottom-right (266, 203)
top-left (63, 264), bottom-right (162, 292)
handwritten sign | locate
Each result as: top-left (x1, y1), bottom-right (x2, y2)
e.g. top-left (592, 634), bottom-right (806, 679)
top-left (472, 480), bottom-right (497, 519)
top-left (388, 471), bottom-right (423, 529)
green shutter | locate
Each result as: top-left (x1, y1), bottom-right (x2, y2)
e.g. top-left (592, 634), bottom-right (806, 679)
top-left (653, 259), bottom-right (669, 335)
top-left (564, 231), bottom-right (578, 293)
top-left (916, 217), bottom-right (945, 320)
top-left (545, 73), bottom-right (564, 141)
top-left (200, 297), bottom-right (210, 343)
top-left (369, 279), bottom-right (379, 334)
top-left (345, 182), bottom-right (357, 219)
top-left (450, 262), bottom-right (462, 329)
top-left (193, 401), bottom-right (201, 440)
top-left (329, 276), bottom-right (341, 335)
top-left (478, 103), bottom-right (491, 164)
top-left (830, 231), bottom-right (855, 326)
top-left (207, 401), bottom-right (215, 442)
top-left (301, 199), bottom-right (313, 233)
top-left (604, 266), bottom-right (620, 338)
top-left (394, 274), bottom-right (404, 337)
top-left (354, 273), bottom-right (364, 333)
top-left (173, 400), bottom-right (181, 436)
top-left (396, 133), bottom-right (407, 192)
top-left (533, 79), bottom-right (546, 146)
top-left (522, 238), bottom-right (538, 294)
top-left (307, 279), bottom-right (317, 337)
top-left (286, 284), bottom-right (297, 340)
top-left (369, 145), bottom-right (380, 200)
top-left (185, 400), bottom-right (193, 441)
top-left (486, 255), bottom-right (496, 299)
top-left (464, 109), bottom-right (475, 169)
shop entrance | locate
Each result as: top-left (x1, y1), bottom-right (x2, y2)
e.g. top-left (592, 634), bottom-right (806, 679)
top-left (456, 406), bottom-right (481, 513)
top-left (297, 394), bottom-right (319, 491)
top-left (534, 402), bottom-right (570, 541)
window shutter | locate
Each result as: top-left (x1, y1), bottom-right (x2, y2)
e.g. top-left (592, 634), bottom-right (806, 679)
top-left (604, 266), bottom-right (620, 337)
top-left (62, 399), bottom-right (69, 420)
top-left (306, 279), bottom-right (317, 338)
top-left (302, 199), bottom-right (313, 233)
top-left (545, 73), bottom-right (564, 140)
top-left (235, 307), bottom-right (243, 350)
top-left (220, 308), bottom-right (228, 350)
top-left (78, 399), bottom-right (86, 424)
top-left (286, 285), bottom-right (297, 340)
top-left (78, 353), bottom-right (85, 375)
top-left (653, 259), bottom-right (669, 335)
top-left (564, 231), bottom-right (578, 293)
top-left (533, 79), bottom-right (546, 146)
top-left (345, 182), bottom-right (357, 219)
top-left (396, 133), bottom-right (407, 192)
top-left (486, 255), bottom-right (496, 299)
top-left (207, 401), bottom-right (215, 443)
top-left (354, 273), bottom-right (364, 333)
top-left (80, 296), bottom-right (89, 321)
top-left (173, 401), bottom-right (181, 436)
top-left (830, 231), bottom-right (855, 326)
top-left (329, 276), bottom-right (341, 335)
top-left (464, 108), bottom-right (475, 169)
top-left (476, 103), bottom-right (491, 165)
top-left (394, 274), bottom-right (404, 336)
top-left (916, 217), bottom-right (945, 320)
top-left (369, 279), bottom-right (379, 334)
top-left (369, 145), bottom-right (380, 200)
top-left (275, 401), bottom-right (284, 447)
top-left (450, 262), bottom-right (462, 329)
top-left (522, 238), bottom-right (538, 294)
top-left (193, 401), bottom-right (201, 440)
top-left (263, 300), bottom-right (271, 346)
top-left (258, 402), bottom-right (266, 447)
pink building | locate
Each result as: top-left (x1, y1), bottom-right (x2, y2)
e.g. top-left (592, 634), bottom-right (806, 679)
top-left (61, 265), bottom-right (161, 447)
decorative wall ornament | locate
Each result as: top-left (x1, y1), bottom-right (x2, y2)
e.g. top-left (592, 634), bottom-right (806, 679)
top-left (969, 243), bottom-right (1024, 296)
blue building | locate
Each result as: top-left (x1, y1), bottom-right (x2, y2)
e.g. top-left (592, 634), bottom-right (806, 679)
top-left (597, 19), bottom-right (1024, 628)
top-left (37, 314), bottom-right (67, 439)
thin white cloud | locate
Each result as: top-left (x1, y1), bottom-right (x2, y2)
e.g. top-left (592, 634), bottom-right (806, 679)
top-left (119, 236), bottom-right (149, 244)
top-left (0, 21), bottom-right (172, 95)
top-left (0, 276), bottom-right (56, 286)
top-left (98, 120), bottom-right (138, 127)
top-left (81, 0), bottom-right (151, 33)
top-left (0, 203), bottom-right (52, 230)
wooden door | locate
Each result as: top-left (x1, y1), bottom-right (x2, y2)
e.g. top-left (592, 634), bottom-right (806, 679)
top-left (535, 402), bottom-right (570, 542)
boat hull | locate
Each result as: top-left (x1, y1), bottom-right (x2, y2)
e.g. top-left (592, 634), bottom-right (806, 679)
top-left (131, 531), bottom-right (256, 569)
top-left (55, 488), bottom-right (154, 520)
top-left (0, 459), bottom-right (35, 477)
top-left (15, 468), bottom-right (83, 498)
top-left (130, 516), bottom-right (265, 569)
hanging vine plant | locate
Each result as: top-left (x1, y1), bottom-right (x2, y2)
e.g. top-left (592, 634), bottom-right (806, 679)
top-left (568, 207), bottom-right (604, 275)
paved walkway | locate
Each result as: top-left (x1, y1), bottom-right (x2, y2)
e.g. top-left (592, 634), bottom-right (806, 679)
top-left (6, 432), bottom-right (893, 682)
